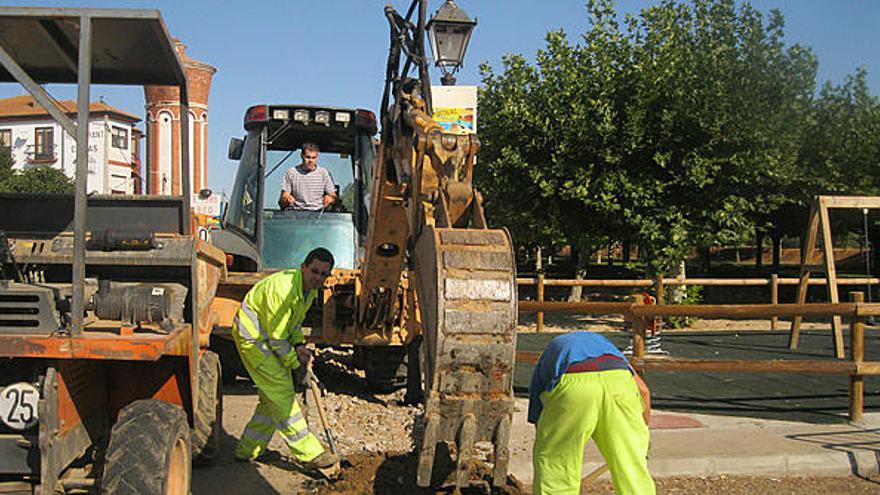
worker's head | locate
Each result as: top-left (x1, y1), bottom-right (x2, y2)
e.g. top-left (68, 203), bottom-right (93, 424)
top-left (301, 142), bottom-right (320, 171)
top-left (301, 247), bottom-right (334, 291)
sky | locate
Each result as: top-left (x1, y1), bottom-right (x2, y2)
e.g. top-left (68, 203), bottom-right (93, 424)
top-left (0, 0), bottom-right (877, 195)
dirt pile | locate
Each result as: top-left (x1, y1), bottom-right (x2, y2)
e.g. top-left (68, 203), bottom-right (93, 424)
top-left (308, 451), bottom-right (525, 495)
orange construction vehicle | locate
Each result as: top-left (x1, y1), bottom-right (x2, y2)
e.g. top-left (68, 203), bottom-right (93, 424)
top-left (209, 1), bottom-right (517, 489)
top-left (0, 9), bottom-right (224, 494)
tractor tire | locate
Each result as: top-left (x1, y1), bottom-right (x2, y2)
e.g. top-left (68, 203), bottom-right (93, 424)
top-left (192, 350), bottom-right (223, 465)
top-left (102, 399), bottom-right (191, 495)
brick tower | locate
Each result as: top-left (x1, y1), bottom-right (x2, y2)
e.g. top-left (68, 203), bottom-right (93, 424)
top-left (144, 40), bottom-right (216, 195)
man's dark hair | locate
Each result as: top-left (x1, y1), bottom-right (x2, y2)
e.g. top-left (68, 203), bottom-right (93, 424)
top-left (301, 142), bottom-right (319, 154)
top-left (304, 247), bottom-right (334, 268)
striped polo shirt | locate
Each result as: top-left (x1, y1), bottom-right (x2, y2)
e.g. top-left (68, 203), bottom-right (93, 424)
top-left (281, 164), bottom-right (335, 211)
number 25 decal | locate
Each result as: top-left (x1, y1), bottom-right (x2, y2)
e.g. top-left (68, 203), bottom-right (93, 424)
top-left (0, 383), bottom-right (39, 430)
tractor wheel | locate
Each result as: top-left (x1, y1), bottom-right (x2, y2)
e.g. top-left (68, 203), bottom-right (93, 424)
top-left (102, 399), bottom-right (191, 495)
top-left (192, 350), bottom-right (223, 465)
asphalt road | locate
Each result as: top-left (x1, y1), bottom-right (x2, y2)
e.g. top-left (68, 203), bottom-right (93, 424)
top-left (514, 328), bottom-right (880, 423)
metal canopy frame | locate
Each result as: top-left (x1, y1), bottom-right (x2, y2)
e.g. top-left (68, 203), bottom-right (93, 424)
top-left (0, 7), bottom-right (192, 335)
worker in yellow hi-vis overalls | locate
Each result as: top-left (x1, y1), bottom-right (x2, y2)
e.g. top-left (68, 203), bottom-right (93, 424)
top-left (530, 331), bottom-right (655, 494)
top-left (233, 247), bottom-right (338, 472)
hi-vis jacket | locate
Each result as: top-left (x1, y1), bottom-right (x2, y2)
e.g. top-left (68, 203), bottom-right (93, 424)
top-left (232, 269), bottom-right (318, 370)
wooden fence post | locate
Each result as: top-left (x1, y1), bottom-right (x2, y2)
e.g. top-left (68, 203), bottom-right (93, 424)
top-left (771, 274), bottom-right (779, 331)
top-left (537, 272), bottom-right (545, 333)
top-left (655, 274), bottom-right (664, 305)
top-left (633, 316), bottom-right (646, 359)
top-left (849, 292), bottom-right (865, 423)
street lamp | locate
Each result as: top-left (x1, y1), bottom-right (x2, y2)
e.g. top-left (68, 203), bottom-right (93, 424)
top-left (426, 0), bottom-right (477, 86)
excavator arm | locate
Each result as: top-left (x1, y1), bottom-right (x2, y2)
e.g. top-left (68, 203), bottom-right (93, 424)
top-left (357, 2), bottom-right (517, 488)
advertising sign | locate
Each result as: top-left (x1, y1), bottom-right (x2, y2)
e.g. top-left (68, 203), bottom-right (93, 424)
top-left (431, 85), bottom-right (477, 133)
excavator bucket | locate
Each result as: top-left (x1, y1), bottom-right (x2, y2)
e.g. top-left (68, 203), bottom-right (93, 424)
top-left (413, 226), bottom-right (517, 488)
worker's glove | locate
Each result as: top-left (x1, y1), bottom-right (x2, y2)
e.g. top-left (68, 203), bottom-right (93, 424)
top-left (281, 344), bottom-right (311, 370)
top-left (292, 365), bottom-right (308, 392)
top-left (281, 349), bottom-right (301, 369)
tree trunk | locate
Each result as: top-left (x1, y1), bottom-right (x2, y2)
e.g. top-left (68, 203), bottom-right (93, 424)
top-left (755, 229), bottom-right (764, 270)
top-left (702, 246), bottom-right (711, 273)
top-left (623, 240), bottom-right (631, 263)
top-left (772, 231), bottom-right (781, 273)
top-left (668, 259), bottom-right (689, 326)
top-left (568, 241), bottom-right (589, 302)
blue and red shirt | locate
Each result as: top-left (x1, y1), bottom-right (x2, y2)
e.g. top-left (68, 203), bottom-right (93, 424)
top-left (527, 331), bottom-right (629, 424)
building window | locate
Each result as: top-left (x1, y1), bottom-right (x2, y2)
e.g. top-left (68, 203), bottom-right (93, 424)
top-left (131, 134), bottom-right (140, 160)
top-left (34, 127), bottom-right (54, 161)
top-left (111, 126), bottom-right (128, 150)
top-left (0, 129), bottom-right (11, 160)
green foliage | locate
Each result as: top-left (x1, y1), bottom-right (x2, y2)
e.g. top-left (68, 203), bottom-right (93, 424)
top-left (665, 284), bottom-right (703, 328)
top-left (477, 0), bottom-right (879, 274)
top-left (340, 182), bottom-right (356, 213)
top-left (0, 165), bottom-right (74, 194)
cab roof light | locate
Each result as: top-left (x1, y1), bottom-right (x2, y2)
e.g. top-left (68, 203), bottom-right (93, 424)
top-left (335, 112), bottom-right (351, 124)
top-left (315, 111), bottom-right (331, 125)
top-left (293, 109), bottom-right (310, 124)
top-left (272, 109), bottom-right (290, 120)
top-left (244, 105), bottom-right (268, 126)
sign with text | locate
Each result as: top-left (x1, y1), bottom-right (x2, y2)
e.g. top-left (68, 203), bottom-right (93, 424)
top-left (431, 85), bottom-right (477, 133)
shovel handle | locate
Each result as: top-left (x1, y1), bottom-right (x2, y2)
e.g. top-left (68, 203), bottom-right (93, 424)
top-left (307, 368), bottom-right (338, 455)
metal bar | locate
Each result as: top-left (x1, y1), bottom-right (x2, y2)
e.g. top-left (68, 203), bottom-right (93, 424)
top-left (0, 7), bottom-right (163, 19)
top-left (37, 19), bottom-right (78, 75)
top-left (417, 0), bottom-right (432, 115)
top-left (179, 83), bottom-right (191, 235)
top-left (0, 44), bottom-right (77, 138)
top-left (71, 14), bottom-right (92, 337)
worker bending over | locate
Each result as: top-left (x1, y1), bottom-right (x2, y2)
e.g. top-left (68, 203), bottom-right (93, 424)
top-left (233, 247), bottom-right (339, 472)
top-left (529, 331), bottom-right (655, 494)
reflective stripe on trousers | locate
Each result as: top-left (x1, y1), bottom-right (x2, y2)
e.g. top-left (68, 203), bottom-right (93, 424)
top-left (234, 346), bottom-right (324, 463)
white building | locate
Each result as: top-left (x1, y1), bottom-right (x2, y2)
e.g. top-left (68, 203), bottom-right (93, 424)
top-left (0, 95), bottom-right (144, 194)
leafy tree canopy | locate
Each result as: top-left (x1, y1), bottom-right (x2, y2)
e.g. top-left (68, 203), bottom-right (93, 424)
top-left (477, 0), bottom-right (877, 273)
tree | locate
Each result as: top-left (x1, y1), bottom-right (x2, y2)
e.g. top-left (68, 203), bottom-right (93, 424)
top-left (0, 165), bottom-right (74, 194)
top-left (478, 0), bottom-right (821, 287)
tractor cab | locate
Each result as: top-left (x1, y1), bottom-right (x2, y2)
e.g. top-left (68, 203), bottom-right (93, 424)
top-left (216, 105), bottom-right (378, 271)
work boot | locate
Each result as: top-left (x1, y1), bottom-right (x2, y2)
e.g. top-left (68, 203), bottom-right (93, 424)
top-left (301, 450), bottom-right (339, 471)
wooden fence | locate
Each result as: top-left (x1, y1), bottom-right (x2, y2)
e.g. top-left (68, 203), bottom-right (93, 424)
top-left (515, 292), bottom-right (880, 421)
top-left (518, 275), bottom-right (879, 333)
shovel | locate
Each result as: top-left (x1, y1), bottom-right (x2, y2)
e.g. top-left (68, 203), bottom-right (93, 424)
top-left (307, 365), bottom-right (340, 479)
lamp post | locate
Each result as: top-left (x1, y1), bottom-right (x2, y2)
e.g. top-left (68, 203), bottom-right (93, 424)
top-left (426, 0), bottom-right (477, 86)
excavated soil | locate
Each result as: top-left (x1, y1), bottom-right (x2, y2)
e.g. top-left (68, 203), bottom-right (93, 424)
top-left (308, 451), bottom-right (525, 495)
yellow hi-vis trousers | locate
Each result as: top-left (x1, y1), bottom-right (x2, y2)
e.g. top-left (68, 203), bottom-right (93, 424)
top-left (233, 333), bottom-right (324, 463)
top-left (533, 369), bottom-right (655, 495)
